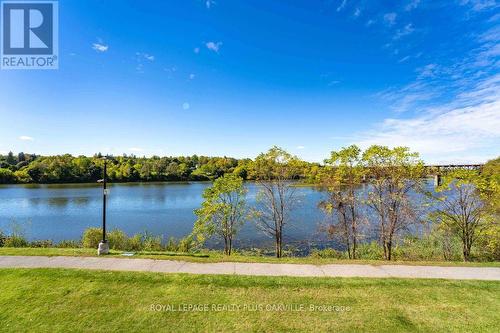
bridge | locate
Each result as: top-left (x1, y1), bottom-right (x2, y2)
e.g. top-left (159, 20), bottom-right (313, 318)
top-left (424, 164), bottom-right (484, 186)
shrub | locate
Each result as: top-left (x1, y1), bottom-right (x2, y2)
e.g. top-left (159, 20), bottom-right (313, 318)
top-left (57, 240), bottom-right (81, 248)
top-left (141, 232), bottom-right (162, 251)
top-left (165, 237), bottom-right (179, 252)
top-left (355, 241), bottom-right (384, 260)
top-left (126, 234), bottom-right (143, 251)
top-left (0, 230), bottom-right (6, 247)
top-left (4, 235), bottom-right (29, 247)
top-left (178, 235), bottom-right (194, 253)
top-left (82, 227), bottom-right (102, 248)
top-left (108, 229), bottom-right (128, 250)
top-left (310, 248), bottom-right (344, 259)
top-left (30, 240), bottom-right (53, 248)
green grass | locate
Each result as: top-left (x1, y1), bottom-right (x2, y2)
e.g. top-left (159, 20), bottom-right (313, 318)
top-left (1, 247), bottom-right (499, 267)
top-left (0, 268), bottom-right (499, 332)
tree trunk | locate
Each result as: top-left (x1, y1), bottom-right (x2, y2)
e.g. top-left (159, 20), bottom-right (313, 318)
top-left (384, 240), bottom-right (392, 260)
top-left (275, 232), bottom-right (282, 258)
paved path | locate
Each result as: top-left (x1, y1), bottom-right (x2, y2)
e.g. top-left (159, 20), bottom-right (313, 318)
top-left (1, 256), bottom-right (499, 280)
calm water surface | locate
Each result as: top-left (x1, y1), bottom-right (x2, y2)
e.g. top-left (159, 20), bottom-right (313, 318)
top-left (0, 182), bottom-right (330, 249)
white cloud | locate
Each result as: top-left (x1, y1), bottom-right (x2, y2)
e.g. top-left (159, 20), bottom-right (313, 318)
top-left (182, 102), bottom-right (190, 110)
top-left (19, 136), bottom-right (34, 141)
top-left (206, 41), bottom-right (222, 52)
top-left (405, 0), bottom-right (421, 11)
top-left (206, 0), bottom-right (215, 9)
top-left (383, 13), bottom-right (397, 26)
top-left (365, 19), bottom-right (375, 27)
top-left (194, 47), bottom-right (200, 54)
top-left (353, 8), bottom-right (361, 17)
top-left (92, 43), bottom-right (108, 52)
top-left (296, 145), bottom-right (305, 150)
top-left (189, 73), bottom-right (196, 80)
top-left (337, 0), bottom-right (347, 12)
top-left (129, 147), bottom-right (143, 152)
top-left (393, 23), bottom-right (415, 40)
top-left (356, 100), bottom-right (500, 163)
top-left (136, 52), bottom-right (155, 61)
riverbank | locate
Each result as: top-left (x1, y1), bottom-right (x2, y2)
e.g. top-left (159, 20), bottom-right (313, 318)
top-left (1, 268), bottom-right (499, 332)
top-left (1, 248), bottom-right (499, 267)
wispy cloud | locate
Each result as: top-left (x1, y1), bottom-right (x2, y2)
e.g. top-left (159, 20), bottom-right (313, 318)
top-left (296, 145), bottom-right (305, 150)
top-left (383, 12), bottom-right (397, 26)
top-left (182, 102), bottom-right (190, 110)
top-left (189, 73), bottom-right (196, 80)
top-left (359, 20), bottom-right (500, 163)
top-left (405, 0), bottom-right (421, 11)
top-left (129, 147), bottom-right (143, 152)
top-left (353, 8), bottom-right (361, 17)
top-left (206, 41), bottom-right (222, 52)
top-left (205, 0), bottom-right (215, 9)
top-left (393, 23), bottom-right (415, 40)
top-left (19, 136), bottom-right (34, 141)
top-left (136, 52), bottom-right (155, 61)
top-left (337, 0), bottom-right (347, 12)
top-left (194, 47), bottom-right (200, 54)
top-left (92, 41), bottom-right (108, 52)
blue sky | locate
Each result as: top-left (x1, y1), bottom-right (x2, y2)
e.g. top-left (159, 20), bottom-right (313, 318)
top-left (0, 0), bottom-right (499, 163)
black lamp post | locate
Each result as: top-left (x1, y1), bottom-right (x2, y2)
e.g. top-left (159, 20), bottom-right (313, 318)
top-left (97, 157), bottom-right (109, 255)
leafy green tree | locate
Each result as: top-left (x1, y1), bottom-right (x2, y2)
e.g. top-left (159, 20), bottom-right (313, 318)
top-left (193, 174), bottom-right (247, 255)
top-left (253, 147), bottom-right (304, 258)
top-left (362, 145), bottom-right (425, 260)
top-left (319, 145), bottom-right (366, 259)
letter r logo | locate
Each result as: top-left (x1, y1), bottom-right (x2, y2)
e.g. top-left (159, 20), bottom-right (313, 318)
top-left (2, 2), bottom-right (54, 55)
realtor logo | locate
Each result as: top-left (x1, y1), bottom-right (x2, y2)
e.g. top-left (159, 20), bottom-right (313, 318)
top-left (1, 1), bottom-right (58, 69)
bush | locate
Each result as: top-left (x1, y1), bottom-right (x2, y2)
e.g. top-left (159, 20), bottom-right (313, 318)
top-left (178, 235), bottom-right (194, 253)
top-left (4, 235), bottom-right (29, 247)
top-left (0, 230), bottom-right (6, 247)
top-left (141, 232), bottom-right (162, 251)
top-left (126, 234), bottom-right (143, 251)
top-left (30, 240), bottom-right (53, 248)
top-left (82, 228), bottom-right (102, 248)
top-left (165, 237), bottom-right (179, 252)
top-left (310, 248), bottom-right (344, 259)
top-left (57, 240), bottom-right (81, 248)
top-left (108, 229), bottom-right (128, 250)
top-left (355, 241), bottom-right (384, 260)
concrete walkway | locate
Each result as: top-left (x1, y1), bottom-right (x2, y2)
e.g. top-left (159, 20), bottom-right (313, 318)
top-left (1, 256), bottom-right (499, 280)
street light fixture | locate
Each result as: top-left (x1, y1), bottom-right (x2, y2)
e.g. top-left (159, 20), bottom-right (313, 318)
top-left (97, 156), bottom-right (109, 255)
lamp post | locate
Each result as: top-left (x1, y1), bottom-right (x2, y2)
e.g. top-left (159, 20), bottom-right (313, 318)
top-left (97, 157), bottom-right (109, 255)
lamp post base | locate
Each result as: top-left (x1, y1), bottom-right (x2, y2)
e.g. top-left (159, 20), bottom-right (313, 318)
top-left (97, 241), bottom-right (109, 255)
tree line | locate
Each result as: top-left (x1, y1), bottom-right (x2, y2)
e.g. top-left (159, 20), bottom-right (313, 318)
top-left (192, 146), bottom-right (499, 261)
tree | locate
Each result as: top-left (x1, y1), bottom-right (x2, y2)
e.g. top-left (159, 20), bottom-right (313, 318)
top-left (253, 147), bottom-right (303, 258)
top-left (193, 174), bottom-right (247, 255)
top-left (362, 145), bottom-right (425, 260)
top-left (319, 145), bottom-right (365, 259)
top-left (433, 170), bottom-right (493, 261)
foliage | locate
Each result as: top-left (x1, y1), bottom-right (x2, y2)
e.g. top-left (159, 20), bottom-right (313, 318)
top-left (57, 240), bottom-right (82, 248)
top-left (3, 235), bottom-right (29, 248)
top-left (193, 174), bottom-right (247, 255)
top-left (29, 240), bottom-right (54, 248)
top-left (319, 145), bottom-right (366, 259)
top-left (252, 146), bottom-right (304, 258)
top-left (81, 227), bottom-right (102, 249)
top-left (362, 145), bottom-right (425, 260)
top-left (433, 170), bottom-right (491, 261)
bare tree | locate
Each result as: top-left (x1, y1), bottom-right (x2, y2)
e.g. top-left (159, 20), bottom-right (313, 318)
top-left (433, 170), bottom-right (489, 261)
top-left (253, 147), bottom-right (303, 258)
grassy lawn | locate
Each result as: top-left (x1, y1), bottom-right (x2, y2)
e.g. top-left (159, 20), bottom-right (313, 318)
top-left (0, 268), bottom-right (499, 332)
top-left (1, 247), bottom-right (499, 267)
